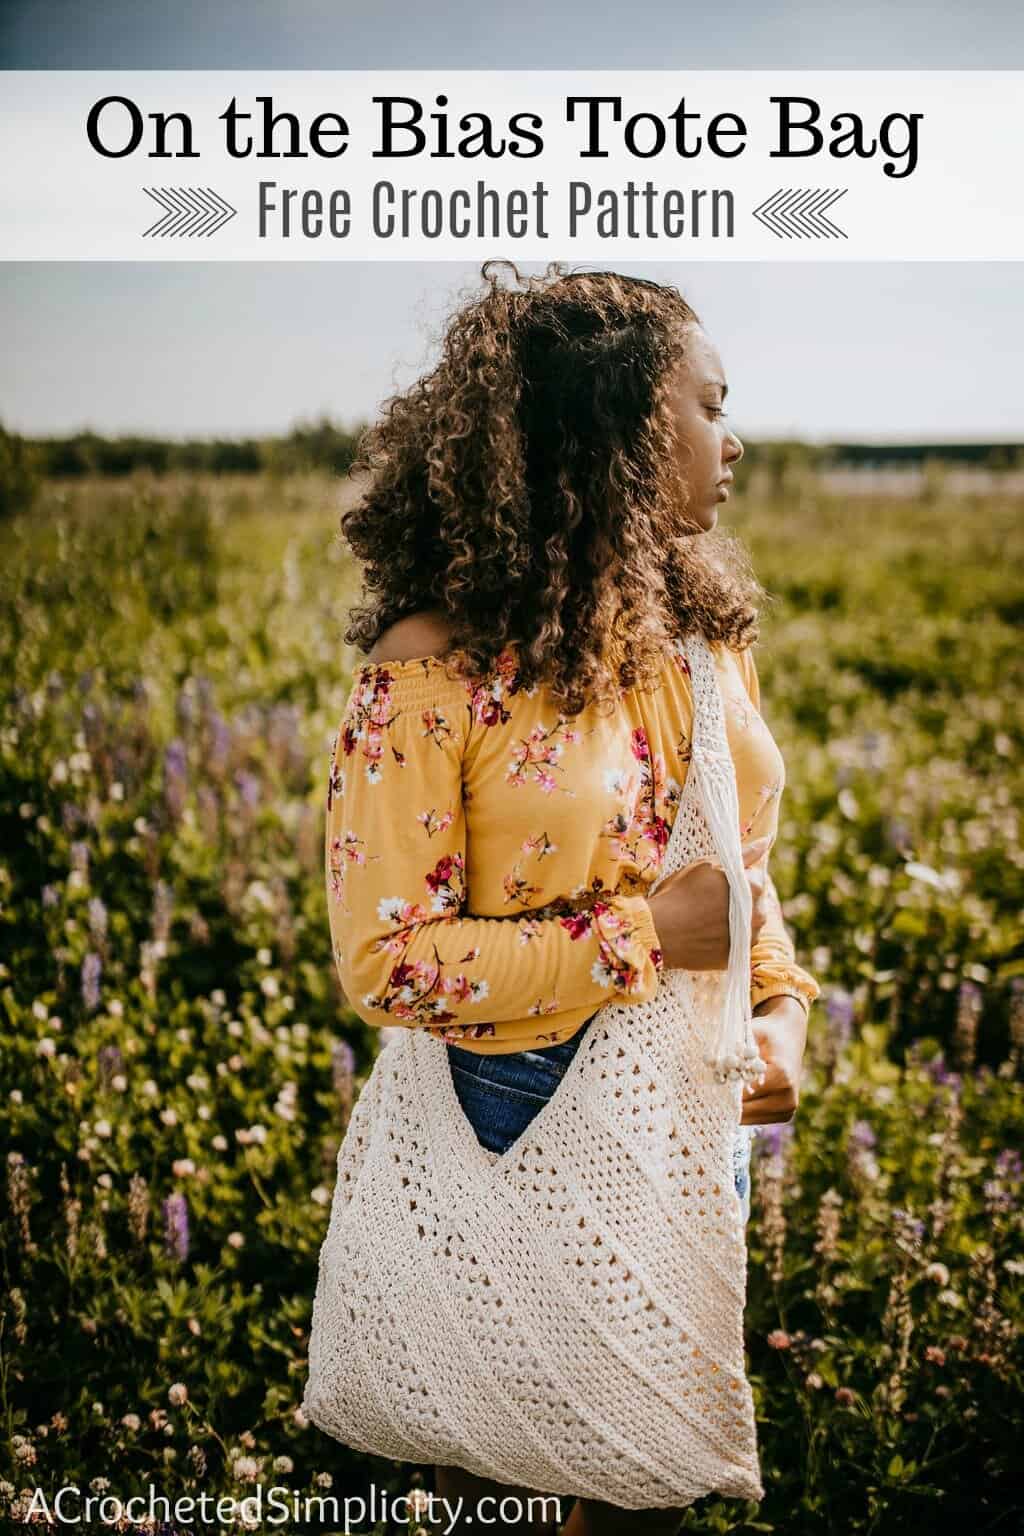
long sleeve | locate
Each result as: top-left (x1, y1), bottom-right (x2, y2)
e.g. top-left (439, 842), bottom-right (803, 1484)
top-left (733, 646), bottom-right (821, 1018)
top-left (325, 661), bottom-right (664, 1047)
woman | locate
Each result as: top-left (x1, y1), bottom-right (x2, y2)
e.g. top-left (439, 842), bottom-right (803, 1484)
top-left (323, 262), bottom-right (820, 1534)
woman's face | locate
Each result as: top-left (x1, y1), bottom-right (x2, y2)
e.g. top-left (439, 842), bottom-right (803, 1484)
top-left (662, 325), bottom-right (744, 532)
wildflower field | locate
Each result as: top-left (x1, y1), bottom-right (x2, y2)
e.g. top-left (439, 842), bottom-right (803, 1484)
top-left (1, 468), bottom-right (1022, 1534)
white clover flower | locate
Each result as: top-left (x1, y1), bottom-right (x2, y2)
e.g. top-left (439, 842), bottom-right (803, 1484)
top-left (168, 1383), bottom-right (188, 1406)
top-left (925, 1262), bottom-right (950, 1285)
top-left (94, 1119), bottom-right (112, 1139)
top-left (120, 1414), bottom-right (141, 1431)
top-left (260, 975), bottom-right (280, 999)
top-left (212, 1134), bottom-right (228, 1152)
top-left (111, 1075), bottom-right (127, 1092)
top-left (172, 1159), bottom-right (196, 1178)
top-left (36, 1038), bottom-right (57, 1058)
top-left (227, 1231), bottom-right (245, 1249)
top-left (311, 1186), bottom-right (330, 1206)
top-left (9, 1090), bottom-right (23, 1105)
top-left (108, 999), bottom-right (124, 1018)
top-left (159, 1108), bottom-right (179, 1127)
top-left (273, 1455), bottom-right (294, 1475)
top-left (32, 1000), bottom-right (48, 1021)
top-left (314, 1472), bottom-right (333, 1489)
top-left (257, 947), bottom-right (272, 965)
top-left (233, 1456), bottom-right (259, 1481)
top-left (142, 1079), bottom-right (159, 1097)
top-left (227, 1020), bottom-right (244, 1038)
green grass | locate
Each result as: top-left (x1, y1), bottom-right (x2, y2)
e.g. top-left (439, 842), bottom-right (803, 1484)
top-left (0, 470), bottom-right (1021, 1533)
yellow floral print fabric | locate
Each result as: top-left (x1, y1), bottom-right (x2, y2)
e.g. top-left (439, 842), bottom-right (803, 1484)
top-left (326, 637), bottom-right (821, 1055)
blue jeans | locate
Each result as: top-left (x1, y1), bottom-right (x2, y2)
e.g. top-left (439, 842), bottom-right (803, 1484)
top-left (447, 1022), bottom-right (754, 1224)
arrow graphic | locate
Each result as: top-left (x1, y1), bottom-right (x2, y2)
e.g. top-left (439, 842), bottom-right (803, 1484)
top-left (142, 187), bottom-right (238, 238)
top-left (752, 188), bottom-right (848, 239)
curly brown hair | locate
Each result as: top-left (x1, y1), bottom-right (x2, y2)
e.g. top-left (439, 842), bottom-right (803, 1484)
top-left (339, 259), bottom-right (768, 718)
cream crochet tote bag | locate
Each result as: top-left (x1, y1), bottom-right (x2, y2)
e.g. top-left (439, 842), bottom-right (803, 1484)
top-left (303, 629), bottom-right (769, 1510)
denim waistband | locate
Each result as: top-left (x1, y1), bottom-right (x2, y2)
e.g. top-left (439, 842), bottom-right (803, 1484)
top-left (446, 1014), bottom-right (595, 1070)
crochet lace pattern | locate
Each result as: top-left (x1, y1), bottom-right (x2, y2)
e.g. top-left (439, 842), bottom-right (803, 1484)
top-left (303, 630), bottom-right (767, 1509)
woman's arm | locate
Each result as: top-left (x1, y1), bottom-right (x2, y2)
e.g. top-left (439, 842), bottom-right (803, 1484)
top-left (734, 645), bottom-right (821, 1019)
top-left (326, 660), bottom-right (663, 1045)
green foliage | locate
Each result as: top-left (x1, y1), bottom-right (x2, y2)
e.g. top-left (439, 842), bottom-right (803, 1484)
top-left (26, 418), bottom-right (367, 481)
top-left (0, 471), bottom-right (1021, 1532)
top-left (0, 422), bottom-right (42, 520)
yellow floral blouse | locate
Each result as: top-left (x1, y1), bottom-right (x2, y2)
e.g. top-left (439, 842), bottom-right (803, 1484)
top-left (326, 634), bottom-right (821, 1054)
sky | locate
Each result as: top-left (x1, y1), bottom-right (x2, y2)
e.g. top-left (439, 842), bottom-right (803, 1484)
top-left (2, 0), bottom-right (1022, 444)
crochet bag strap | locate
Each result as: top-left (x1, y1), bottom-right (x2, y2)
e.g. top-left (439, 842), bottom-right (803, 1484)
top-left (680, 631), bottom-right (769, 1090)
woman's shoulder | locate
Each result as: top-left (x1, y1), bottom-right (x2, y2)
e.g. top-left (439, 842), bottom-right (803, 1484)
top-left (346, 615), bottom-right (531, 732)
top-left (365, 610), bottom-right (455, 666)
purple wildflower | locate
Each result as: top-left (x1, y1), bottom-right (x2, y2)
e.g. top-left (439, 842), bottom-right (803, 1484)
top-left (994, 1149), bottom-right (1022, 1183)
top-left (41, 884), bottom-right (60, 909)
top-left (982, 1179), bottom-right (1015, 1214)
top-left (98, 1044), bottom-right (124, 1089)
top-left (849, 1118), bottom-right (877, 1151)
top-left (924, 1052), bottom-right (961, 1090)
top-left (205, 712), bottom-right (232, 780)
top-left (756, 1122), bottom-right (794, 1160)
top-left (162, 1193), bottom-right (190, 1264)
top-left (70, 841), bottom-right (90, 875)
top-left (234, 770), bottom-right (260, 810)
top-left (162, 739), bottom-right (188, 821)
top-left (825, 988), bottom-right (855, 1050)
top-left (81, 952), bottom-right (102, 1013)
top-left (62, 801), bottom-right (84, 834)
top-left (87, 896), bottom-right (108, 946)
top-left (332, 1040), bottom-right (355, 1120)
top-left (891, 1208), bottom-right (925, 1259)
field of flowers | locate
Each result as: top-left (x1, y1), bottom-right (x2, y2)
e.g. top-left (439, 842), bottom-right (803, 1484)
top-left (1, 468), bottom-right (1021, 1534)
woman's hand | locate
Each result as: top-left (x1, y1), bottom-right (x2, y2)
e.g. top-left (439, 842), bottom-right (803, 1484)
top-left (647, 835), bottom-right (772, 970)
top-left (740, 994), bottom-right (808, 1126)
